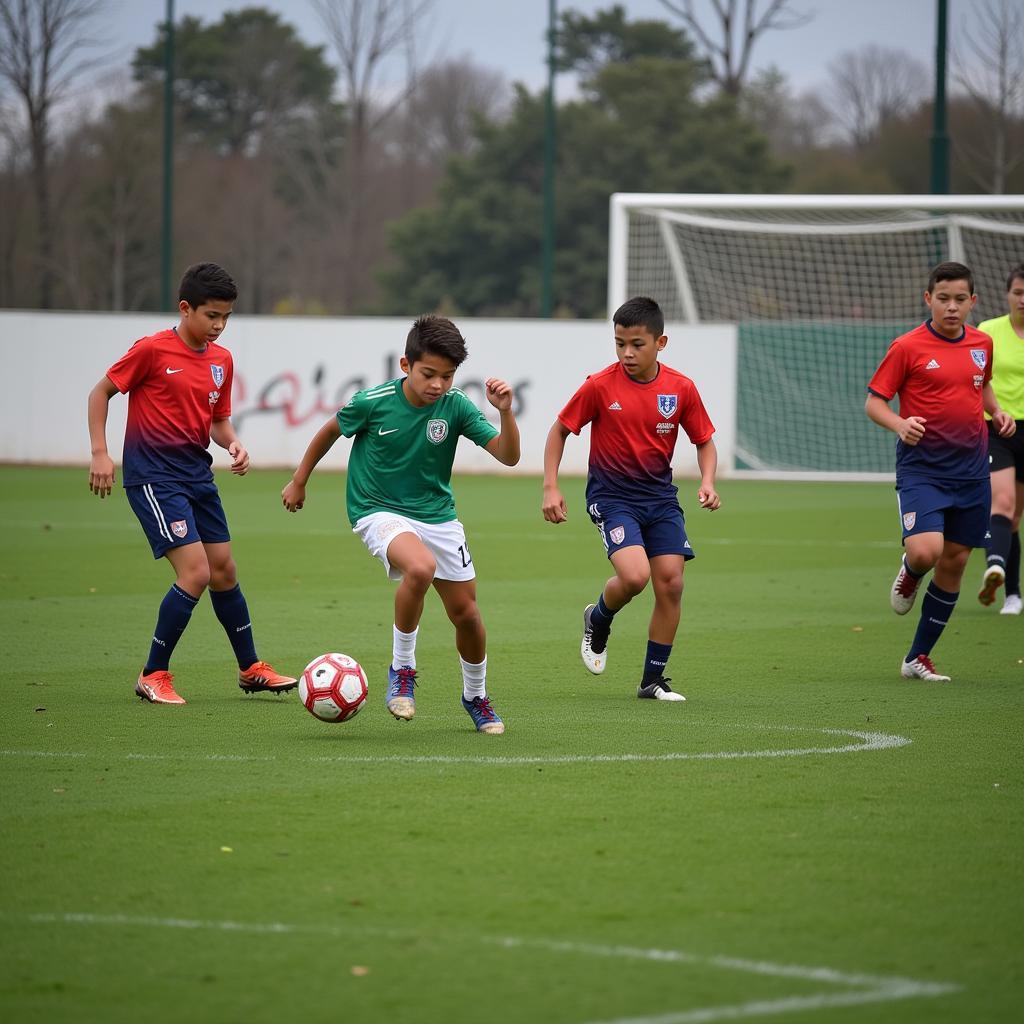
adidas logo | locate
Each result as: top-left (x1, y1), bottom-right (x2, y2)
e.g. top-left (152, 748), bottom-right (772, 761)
top-left (608, 401), bottom-right (622, 410)
top-left (925, 359), bottom-right (940, 370)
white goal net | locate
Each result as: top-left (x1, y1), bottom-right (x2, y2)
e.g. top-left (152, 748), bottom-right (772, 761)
top-left (609, 194), bottom-right (1024, 479)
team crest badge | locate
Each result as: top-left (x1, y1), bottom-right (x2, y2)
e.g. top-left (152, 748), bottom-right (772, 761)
top-left (902, 512), bottom-right (916, 531)
top-left (211, 364), bottom-right (225, 387)
top-left (657, 394), bottom-right (678, 417)
top-left (970, 349), bottom-right (987, 370)
top-left (426, 419), bottom-right (448, 444)
top-left (171, 520), bottom-right (188, 538)
top-left (609, 525), bottom-right (626, 545)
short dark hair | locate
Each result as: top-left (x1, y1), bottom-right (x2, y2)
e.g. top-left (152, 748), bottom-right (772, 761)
top-left (927, 261), bottom-right (974, 295)
top-left (405, 315), bottom-right (467, 367)
top-left (1006, 263), bottom-right (1024, 290)
top-left (179, 263), bottom-right (238, 307)
top-left (613, 296), bottom-right (664, 338)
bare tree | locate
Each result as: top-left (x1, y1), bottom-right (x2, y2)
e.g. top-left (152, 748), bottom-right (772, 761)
top-left (0, 0), bottom-right (105, 308)
top-left (406, 58), bottom-right (507, 159)
top-left (657, 0), bottom-right (811, 96)
top-left (310, 0), bottom-right (435, 308)
top-left (827, 45), bottom-right (929, 149)
top-left (952, 0), bottom-right (1024, 193)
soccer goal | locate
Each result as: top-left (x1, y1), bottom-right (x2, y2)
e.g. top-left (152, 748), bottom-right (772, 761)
top-left (608, 194), bottom-right (1024, 479)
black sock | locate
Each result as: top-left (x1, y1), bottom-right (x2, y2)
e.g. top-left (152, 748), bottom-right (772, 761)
top-left (907, 582), bottom-right (958, 662)
top-left (987, 514), bottom-right (1012, 572)
top-left (209, 583), bottom-right (258, 669)
top-left (144, 584), bottom-right (200, 673)
top-left (643, 641), bottom-right (672, 682)
top-left (1007, 531), bottom-right (1021, 596)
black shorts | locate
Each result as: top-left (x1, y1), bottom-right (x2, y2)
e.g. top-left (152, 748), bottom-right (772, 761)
top-left (988, 420), bottom-right (1024, 480)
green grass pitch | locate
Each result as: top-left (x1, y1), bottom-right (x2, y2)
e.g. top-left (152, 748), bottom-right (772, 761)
top-left (1, 466), bottom-right (1021, 1023)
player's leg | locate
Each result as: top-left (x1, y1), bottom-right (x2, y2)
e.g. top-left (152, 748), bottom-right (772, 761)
top-left (582, 504), bottom-right (648, 675)
top-left (201, 541), bottom-right (296, 694)
top-left (1002, 476), bottom-right (1024, 614)
top-left (420, 519), bottom-right (502, 734)
top-left (637, 554), bottom-right (686, 702)
top-left (381, 530), bottom-right (437, 720)
top-left (190, 481), bottom-right (295, 694)
top-left (901, 537), bottom-right (968, 683)
top-left (124, 484), bottom-right (207, 704)
top-left (980, 464), bottom-right (1015, 606)
top-left (890, 485), bottom-right (944, 614)
top-left (433, 577), bottom-right (504, 735)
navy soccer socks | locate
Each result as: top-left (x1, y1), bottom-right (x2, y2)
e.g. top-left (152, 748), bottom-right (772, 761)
top-left (145, 584), bottom-right (200, 673)
top-left (590, 594), bottom-right (616, 634)
top-left (907, 582), bottom-right (958, 662)
top-left (642, 641), bottom-right (673, 683)
top-left (210, 583), bottom-right (258, 669)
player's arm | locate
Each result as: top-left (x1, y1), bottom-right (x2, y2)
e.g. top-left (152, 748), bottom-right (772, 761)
top-left (210, 418), bottom-right (250, 476)
top-left (983, 382), bottom-right (1016, 437)
top-left (542, 420), bottom-right (572, 523)
top-left (482, 378), bottom-right (521, 466)
top-left (87, 375), bottom-right (120, 498)
top-left (865, 392), bottom-right (926, 446)
top-left (282, 416), bottom-right (342, 512)
top-left (694, 439), bottom-right (720, 510)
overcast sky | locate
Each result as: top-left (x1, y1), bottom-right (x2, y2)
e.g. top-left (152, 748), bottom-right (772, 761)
top-left (101, 0), bottom-right (986, 96)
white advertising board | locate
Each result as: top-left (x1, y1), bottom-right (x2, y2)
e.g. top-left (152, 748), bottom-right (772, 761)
top-left (0, 312), bottom-right (737, 476)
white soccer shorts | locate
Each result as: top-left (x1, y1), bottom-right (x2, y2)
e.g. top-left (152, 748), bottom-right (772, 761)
top-left (353, 511), bottom-right (476, 582)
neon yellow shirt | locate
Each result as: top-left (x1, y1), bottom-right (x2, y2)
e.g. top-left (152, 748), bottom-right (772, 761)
top-left (979, 315), bottom-right (1024, 419)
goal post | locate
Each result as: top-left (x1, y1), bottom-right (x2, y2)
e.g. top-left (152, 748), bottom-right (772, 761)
top-left (608, 194), bottom-right (1024, 479)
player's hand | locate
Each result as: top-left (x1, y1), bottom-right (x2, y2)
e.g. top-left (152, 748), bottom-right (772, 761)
top-left (697, 485), bottom-right (720, 511)
top-left (89, 453), bottom-right (115, 498)
top-left (282, 479), bottom-right (306, 512)
top-left (542, 485), bottom-right (568, 523)
top-left (898, 416), bottom-right (927, 445)
top-left (484, 378), bottom-right (514, 412)
top-left (228, 441), bottom-right (250, 475)
top-left (993, 411), bottom-right (1016, 438)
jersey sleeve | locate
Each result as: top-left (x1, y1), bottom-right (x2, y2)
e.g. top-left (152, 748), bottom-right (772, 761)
top-left (558, 377), bottom-right (599, 434)
top-left (457, 392), bottom-right (500, 447)
top-left (679, 382), bottom-right (715, 445)
top-left (868, 340), bottom-right (908, 400)
top-left (106, 338), bottom-right (154, 393)
top-left (212, 353), bottom-right (233, 420)
top-left (337, 391), bottom-right (371, 438)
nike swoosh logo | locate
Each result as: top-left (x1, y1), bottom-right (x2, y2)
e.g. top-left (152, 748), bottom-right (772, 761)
top-left (165, 368), bottom-right (184, 374)
top-left (378, 427), bottom-right (399, 435)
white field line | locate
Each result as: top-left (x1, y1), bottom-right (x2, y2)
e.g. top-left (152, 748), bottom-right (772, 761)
top-left (0, 728), bottom-right (910, 767)
top-left (13, 911), bottom-right (958, 1021)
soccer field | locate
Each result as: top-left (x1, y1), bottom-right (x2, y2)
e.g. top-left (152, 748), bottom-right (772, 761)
top-left (1, 466), bottom-right (1021, 1023)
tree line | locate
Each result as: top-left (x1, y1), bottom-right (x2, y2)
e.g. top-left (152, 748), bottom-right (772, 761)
top-left (1, 0), bottom-right (1021, 317)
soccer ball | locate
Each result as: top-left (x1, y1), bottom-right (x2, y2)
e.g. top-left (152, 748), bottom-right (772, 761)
top-left (299, 653), bottom-right (368, 723)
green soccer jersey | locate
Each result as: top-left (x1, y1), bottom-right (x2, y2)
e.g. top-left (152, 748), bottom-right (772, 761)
top-left (337, 379), bottom-right (500, 525)
top-left (979, 314), bottom-right (1024, 419)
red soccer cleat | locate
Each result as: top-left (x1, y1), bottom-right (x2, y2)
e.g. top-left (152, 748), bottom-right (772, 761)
top-left (135, 670), bottom-right (187, 705)
top-left (238, 661), bottom-right (298, 694)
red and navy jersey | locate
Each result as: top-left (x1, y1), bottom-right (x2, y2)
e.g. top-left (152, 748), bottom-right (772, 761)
top-left (558, 361), bottom-right (715, 505)
top-left (106, 328), bottom-right (233, 487)
top-left (868, 321), bottom-right (992, 483)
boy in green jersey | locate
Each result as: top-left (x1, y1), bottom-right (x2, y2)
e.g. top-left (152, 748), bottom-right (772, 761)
top-left (978, 263), bottom-right (1024, 614)
top-left (282, 315), bottom-right (521, 733)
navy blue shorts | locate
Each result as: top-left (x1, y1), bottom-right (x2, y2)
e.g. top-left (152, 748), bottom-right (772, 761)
top-left (126, 479), bottom-right (231, 559)
top-left (586, 499), bottom-right (694, 561)
top-left (895, 478), bottom-right (990, 548)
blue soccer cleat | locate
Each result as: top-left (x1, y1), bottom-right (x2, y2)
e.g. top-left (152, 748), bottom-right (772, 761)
top-left (385, 664), bottom-right (417, 721)
top-left (461, 694), bottom-right (505, 734)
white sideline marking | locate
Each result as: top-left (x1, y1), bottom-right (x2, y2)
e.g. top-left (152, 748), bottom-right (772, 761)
top-left (1, 728), bottom-right (910, 767)
top-left (13, 911), bottom-right (958, 1020)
